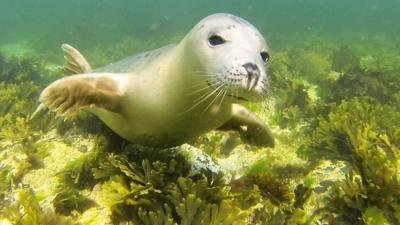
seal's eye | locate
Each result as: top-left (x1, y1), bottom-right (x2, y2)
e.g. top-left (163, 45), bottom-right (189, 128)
top-left (260, 51), bottom-right (270, 62)
top-left (208, 35), bottom-right (226, 46)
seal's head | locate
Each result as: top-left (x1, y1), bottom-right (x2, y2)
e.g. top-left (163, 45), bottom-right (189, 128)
top-left (183, 13), bottom-right (270, 102)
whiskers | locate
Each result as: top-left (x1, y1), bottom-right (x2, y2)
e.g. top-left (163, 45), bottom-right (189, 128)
top-left (182, 70), bottom-right (228, 114)
top-left (182, 70), bottom-right (273, 116)
top-left (184, 83), bottom-right (225, 114)
top-left (202, 85), bottom-right (226, 114)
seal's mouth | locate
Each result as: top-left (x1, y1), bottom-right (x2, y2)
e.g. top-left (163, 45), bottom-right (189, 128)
top-left (226, 94), bottom-right (249, 102)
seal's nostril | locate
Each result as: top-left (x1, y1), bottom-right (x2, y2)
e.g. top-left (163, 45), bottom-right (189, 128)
top-left (242, 63), bottom-right (260, 91)
top-left (242, 63), bottom-right (259, 76)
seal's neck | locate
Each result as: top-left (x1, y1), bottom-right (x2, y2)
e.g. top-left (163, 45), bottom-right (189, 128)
top-left (167, 40), bottom-right (205, 86)
top-left (164, 41), bottom-right (231, 118)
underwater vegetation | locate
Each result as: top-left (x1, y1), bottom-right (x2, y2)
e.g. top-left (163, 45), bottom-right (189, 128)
top-left (0, 35), bottom-right (399, 225)
top-left (267, 40), bottom-right (400, 224)
top-left (305, 98), bottom-right (400, 224)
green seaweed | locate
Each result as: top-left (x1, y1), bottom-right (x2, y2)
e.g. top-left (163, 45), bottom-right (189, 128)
top-left (0, 116), bottom-right (51, 183)
top-left (1, 188), bottom-right (43, 225)
top-left (92, 151), bottom-right (248, 225)
top-left (57, 152), bottom-right (101, 189)
top-left (229, 159), bottom-right (314, 225)
top-left (318, 70), bottom-right (400, 106)
top-left (305, 98), bottom-right (400, 224)
top-left (53, 188), bottom-right (95, 215)
top-left (0, 163), bottom-right (12, 209)
top-left (1, 35), bottom-right (400, 225)
top-left (0, 52), bottom-right (61, 85)
top-left (247, 184), bottom-right (312, 225)
top-left (363, 206), bottom-right (389, 225)
top-left (1, 187), bottom-right (74, 225)
top-left (0, 82), bottom-right (40, 118)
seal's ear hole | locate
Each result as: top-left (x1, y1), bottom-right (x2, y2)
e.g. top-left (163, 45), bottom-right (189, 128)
top-left (261, 52), bottom-right (270, 62)
top-left (208, 35), bottom-right (226, 46)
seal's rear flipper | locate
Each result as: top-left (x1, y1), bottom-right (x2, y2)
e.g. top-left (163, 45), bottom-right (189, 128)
top-left (40, 73), bottom-right (124, 118)
top-left (62, 44), bottom-right (92, 74)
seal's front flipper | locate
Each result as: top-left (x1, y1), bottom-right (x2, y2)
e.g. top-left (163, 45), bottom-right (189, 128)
top-left (40, 74), bottom-right (124, 117)
top-left (62, 44), bottom-right (92, 74)
top-left (30, 103), bottom-right (48, 121)
top-left (218, 104), bottom-right (275, 148)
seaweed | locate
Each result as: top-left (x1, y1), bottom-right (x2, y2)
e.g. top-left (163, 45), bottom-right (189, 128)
top-left (238, 159), bottom-right (292, 205)
top-left (267, 42), bottom-right (400, 224)
top-left (1, 188), bottom-right (43, 225)
top-left (0, 52), bottom-right (59, 84)
top-left (93, 152), bottom-right (247, 225)
top-left (51, 135), bottom-right (114, 215)
top-left (57, 152), bottom-right (101, 190)
top-left (0, 163), bottom-right (12, 210)
top-left (228, 158), bottom-right (315, 225)
top-left (359, 49), bottom-right (400, 75)
top-left (271, 78), bottom-right (314, 129)
top-left (288, 48), bottom-right (332, 83)
top-left (0, 80), bottom-right (46, 175)
top-left (0, 82), bottom-right (40, 117)
top-left (1, 187), bottom-right (74, 225)
top-left (1, 33), bottom-right (400, 225)
top-left (246, 182), bottom-right (314, 225)
top-left (50, 140), bottom-right (244, 224)
top-left (53, 189), bottom-right (95, 215)
top-left (0, 116), bottom-right (51, 182)
top-left (331, 45), bottom-right (362, 74)
top-left (192, 131), bottom-right (226, 158)
top-left (269, 42), bottom-right (400, 132)
top-left (363, 206), bottom-right (390, 225)
top-left (305, 98), bottom-right (400, 224)
top-left (268, 52), bottom-right (316, 129)
top-left (318, 70), bottom-right (400, 106)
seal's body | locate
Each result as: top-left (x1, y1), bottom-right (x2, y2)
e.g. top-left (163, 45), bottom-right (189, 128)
top-left (38, 13), bottom-right (275, 148)
top-left (91, 44), bottom-right (232, 147)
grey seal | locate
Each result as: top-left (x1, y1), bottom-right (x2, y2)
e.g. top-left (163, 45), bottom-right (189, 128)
top-left (37, 13), bottom-right (274, 148)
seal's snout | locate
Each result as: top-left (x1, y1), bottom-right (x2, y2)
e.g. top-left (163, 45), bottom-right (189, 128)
top-left (243, 63), bottom-right (260, 91)
top-left (243, 63), bottom-right (260, 77)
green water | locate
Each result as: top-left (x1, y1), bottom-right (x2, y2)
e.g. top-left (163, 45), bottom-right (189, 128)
top-left (0, 1), bottom-right (400, 225)
top-left (1, 0), bottom-right (399, 55)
